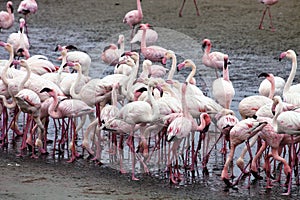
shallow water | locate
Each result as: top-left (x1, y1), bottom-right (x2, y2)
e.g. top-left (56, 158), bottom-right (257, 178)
top-left (1, 0), bottom-right (300, 198)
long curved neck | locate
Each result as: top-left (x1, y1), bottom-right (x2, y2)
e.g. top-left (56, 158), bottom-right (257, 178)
top-left (268, 78), bottom-right (275, 99)
top-left (1, 48), bottom-right (14, 86)
top-left (196, 114), bottom-right (209, 132)
top-left (167, 53), bottom-right (177, 80)
top-left (147, 85), bottom-right (160, 121)
top-left (19, 63), bottom-right (31, 91)
top-left (137, 0), bottom-right (143, 18)
top-left (57, 50), bottom-right (68, 84)
top-left (185, 63), bottom-right (196, 83)
top-left (112, 84), bottom-right (118, 107)
top-left (181, 83), bottom-right (189, 117)
top-left (205, 44), bottom-right (211, 54)
top-left (272, 100), bottom-right (283, 132)
top-left (284, 55), bottom-right (297, 93)
top-left (126, 59), bottom-right (139, 93)
top-left (48, 91), bottom-right (61, 118)
top-left (223, 66), bottom-right (229, 81)
top-left (70, 66), bottom-right (82, 99)
top-left (140, 29), bottom-right (147, 50)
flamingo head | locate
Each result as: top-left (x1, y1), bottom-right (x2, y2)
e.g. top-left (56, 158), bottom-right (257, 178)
top-left (201, 39), bottom-right (211, 51)
top-left (177, 59), bottom-right (194, 71)
top-left (200, 113), bottom-right (211, 133)
top-left (16, 48), bottom-right (30, 59)
top-left (279, 50), bottom-right (297, 61)
top-left (271, 95), bottom-right (282, 115)
top-left (177, 62), bottom-right (186, 71)
top-left (7, 1), bottom-right (13, 12)
top-left (19, 18), bottom-right (26, 30)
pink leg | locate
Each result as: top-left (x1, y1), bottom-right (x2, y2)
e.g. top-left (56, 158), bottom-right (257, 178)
top-left (259, 7), bottom-right (267, 30)
top-left (193, 0), bottom-right (200, 16)
top-left (267, 7), bottom-right (275, 31)
top-left (179, 0), bottom-right (186, 17)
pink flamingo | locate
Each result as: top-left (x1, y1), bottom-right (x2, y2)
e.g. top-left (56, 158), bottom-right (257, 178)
top-left (101, 35), bottom-right (125, 66)
top-left (0, 1), bottom-right (14, 31)
top-left (167, 82), bottom-right (211, 182)
top-left (130, 28), bottom-right (158, 46)
top-left (279, 50), bottom-right (300, 106)
top-left (116, 80), bottom-right (162, 180)
top-left (212, 54), bottom-right (235, 109)
top-left (139, 59), bottom-right (169, 79)
top-left (201, 38), bottom-right (229, 78)
top-left (258, 72), bottom-right (285, 97)
top-left (179, 0), bottom-right (200, 17)
top-left (250, 97), bottom-right (298, 194)
top-left (258, 0), bottom-right (278, 31)
top-left (123, 0), bottom-right (143, 41)
top-left (221, 118), bottom-right (268, 187)
top-left (139, 23), bottom-right (167, 63)
top-left (17, 0), bottom-right (38, 36)
top-left (177, 59), bottom-right (204, 96)
top-left (40, 87), bottom-right (94, 163)
top-left (7, 18), bottom-right (30, 59)
top-left (20, 55), bottom-right (58, 75)
top-left (55, 45), bottom-right (91, 76)
top-left (238, 72), bottom-right (275, 119)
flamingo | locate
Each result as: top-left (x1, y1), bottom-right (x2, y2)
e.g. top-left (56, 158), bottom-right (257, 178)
top-left (162, 50), bottom-right (177, 81)
top-left (40, 87), bottom-right (94, 163)
top-left (258, 74), bottom-right (285, 97)
top-left (238, 72), bottom-right (275, 119)
top-left (139, 59), bottom-right (168, 80)
top-left (201, 38), bottom-right (229, 78)
top-left (115, 80), bottom-right (162, 180)
top-left (17, 0), bottom-right (38, 36)
top-left (258, 0), bottom-right (279, 31)
top-left (250, 97), bottom-right (298, 194)
top-left (7, 18), bottom-right (30, 59)
top-left (0, 1), bottom-right (14, 31)
top-left (20, 55), bottom-right (58, 75)
top-left (221, 118), bottom-right (268, 187)
top-left (114, 55), bottom-right (134, 76)
top-left (166, 82), bottom-right (211, 182)
top-left (15, 88), bottom-right (47, 157)
top-left (139, 23), bottom-right (167, 63)
top-left (279, 50), bottom-right (300, 106)
top-left (177, 59), bottom-right (204, 96)
top-left (179, 0), bottom-right (200, 17)
top-left (123, 0), bottom-right (143, 42)
top-left (55, 45), bottom-right (91, 76)
top-left (212, 54), bottom-right (235, 109)
top-left (130, 28), bottom-right (158, 46)
top-left (101, 34), bottom-right (125, 66)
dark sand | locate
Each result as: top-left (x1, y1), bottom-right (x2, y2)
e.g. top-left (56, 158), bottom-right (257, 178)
top-left (0, 0), bottom-right (300, 199)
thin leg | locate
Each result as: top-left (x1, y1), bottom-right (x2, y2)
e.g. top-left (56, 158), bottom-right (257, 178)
top-left (259, 7), bottom-right (267, 30)
top-left (179, 0), bottom-right (186, 17)
top-left (193, 0), bottom-right (200, 16)
top-left (267, 7), bottom-right (275, 31)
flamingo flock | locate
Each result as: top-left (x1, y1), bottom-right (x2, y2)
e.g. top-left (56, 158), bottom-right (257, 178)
top-left (0, 0), bottom-right (299, 197)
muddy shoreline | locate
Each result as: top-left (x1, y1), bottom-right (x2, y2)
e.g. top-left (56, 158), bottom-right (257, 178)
top-left (1, 0), bottom-right (300, 199)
